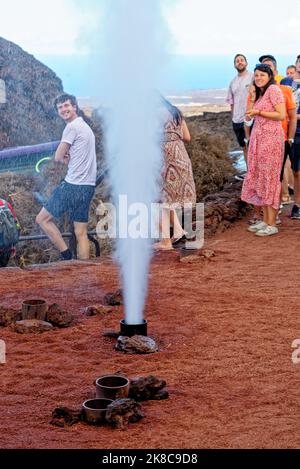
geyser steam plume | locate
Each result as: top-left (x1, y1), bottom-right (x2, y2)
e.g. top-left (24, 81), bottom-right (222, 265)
top-left (97, 0), bottom-right (170, 324)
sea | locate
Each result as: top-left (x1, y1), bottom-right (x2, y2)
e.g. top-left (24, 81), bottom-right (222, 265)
top-left (37, 53), bottom-right (295, 105)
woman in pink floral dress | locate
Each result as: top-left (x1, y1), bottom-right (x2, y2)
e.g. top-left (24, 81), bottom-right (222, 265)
top-left (242, 64), bottom-right (286, 236)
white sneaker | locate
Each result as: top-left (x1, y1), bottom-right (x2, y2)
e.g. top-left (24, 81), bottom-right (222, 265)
top-left (248, 221), bottom-right (267, 232)
top-left (255, 225), bottom-right (278, 236)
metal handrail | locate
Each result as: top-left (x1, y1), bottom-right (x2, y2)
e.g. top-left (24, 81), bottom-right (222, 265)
top-left (0, 141), bottom-right (60, 159)
top-left (19, 231), bottom-right (101, 258)
top-left (19, 231), bottom-right (97, 242)
top-left (1, 142), bottom-right (110, 259)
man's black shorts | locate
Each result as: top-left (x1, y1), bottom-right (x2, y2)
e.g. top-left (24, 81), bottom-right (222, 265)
top-left (290, 141), bottom-right (300, 173)
top-left (280, 141), bottom-right (293, 181)
top-left (232, 122), bottom-right (246, 148)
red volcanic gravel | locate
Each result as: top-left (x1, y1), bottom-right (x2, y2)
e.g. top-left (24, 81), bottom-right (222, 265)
top-left (1, 209), bottom-right (300, 449)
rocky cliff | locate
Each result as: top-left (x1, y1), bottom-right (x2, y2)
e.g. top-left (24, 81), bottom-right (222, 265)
top-left (0, 36), bottom-right (64, 148)
top-left (186, 111), bottom-right (236, 150)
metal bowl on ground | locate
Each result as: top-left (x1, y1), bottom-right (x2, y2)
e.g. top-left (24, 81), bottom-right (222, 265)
top-left (82, 398), bottom-right (113, 425)
top-left (96, 375), bottom-right (130, 400)
top-left (21, 299), bottom-right (48, 320)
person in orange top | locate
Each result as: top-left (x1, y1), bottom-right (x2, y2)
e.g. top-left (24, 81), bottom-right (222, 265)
top-left (257, 58), bottom-right (297, 205)
top-left (259, 55), bottom-right (284, 84)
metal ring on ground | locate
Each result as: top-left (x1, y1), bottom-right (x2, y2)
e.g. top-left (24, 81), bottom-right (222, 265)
top-left (35, 156), bottom-right (51, 173)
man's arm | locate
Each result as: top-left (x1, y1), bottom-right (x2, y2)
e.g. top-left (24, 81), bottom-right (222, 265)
top-left (55, 142), bottom-right (71, 164)
top-left (226, 83), bottom-right (234, 117)
top-left (287, 108), bottom-right (297, 140)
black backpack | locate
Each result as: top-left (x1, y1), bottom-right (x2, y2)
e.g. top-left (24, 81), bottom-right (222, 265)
top-left (0, 199), bottom-right (20, 249)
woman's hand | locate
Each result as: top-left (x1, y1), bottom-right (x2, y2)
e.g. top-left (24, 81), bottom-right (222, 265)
top-left (246, 108), bottom-right (260, 119)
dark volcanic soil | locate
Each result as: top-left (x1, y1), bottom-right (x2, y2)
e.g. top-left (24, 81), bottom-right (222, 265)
top-left (1, 209), bottom-right (300, 449)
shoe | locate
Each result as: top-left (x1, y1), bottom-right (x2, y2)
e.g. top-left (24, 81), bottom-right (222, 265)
top-left (291, 205), bottom-right (300, 219)
top-left (172, 233), bottom-right (187, 245)
top-left (248, 221), bottom-right (267, 232)
top-left (234, 174), bottom-right (245, 181)
top-left (255, 225), bottom-right (278, 236)
top-left (248, 217), bottom-right (260, 225)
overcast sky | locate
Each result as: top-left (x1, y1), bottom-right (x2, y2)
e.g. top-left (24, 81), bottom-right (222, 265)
top-left (0, 0), bottom-right (299, 57)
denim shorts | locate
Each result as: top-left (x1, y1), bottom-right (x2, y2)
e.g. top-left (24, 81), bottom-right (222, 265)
top-left (290, 141), bottom-right (300, 173)
top-left (44, 181), bottom-right (95, 223)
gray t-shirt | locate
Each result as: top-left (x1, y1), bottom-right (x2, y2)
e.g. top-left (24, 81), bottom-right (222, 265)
top-left (62, 117), bottom-right (97, 186)
top-left (227, 71), bottom-right (253, 124)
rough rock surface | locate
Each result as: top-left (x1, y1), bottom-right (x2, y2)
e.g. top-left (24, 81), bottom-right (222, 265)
top-left (186, 111), bottom-right (237, 150)
top-left (129, 376), bottom-right (169, 401)
top-left (0, 307), bottom-right (21, 326)
top-left (115, 335), bottom-right (158, 354)
top-left (46, 303), bottom-right (73, 328)
top-left (105, 398), bottom-right (144, 430)
top-left (186, 131), bottom-right (235, 201)
top-left (50, 407), bottom-right (83, 427)
top-left (203, 180), bottom-right (249, 237)
top-left (13, 319), bottom-right (53, 334)
top-left (180, 254), bottom-right (202, 264)
top-left (85, 304), bottom-right (113, 317)
top-left (104, 289), bottom-right (123, 306)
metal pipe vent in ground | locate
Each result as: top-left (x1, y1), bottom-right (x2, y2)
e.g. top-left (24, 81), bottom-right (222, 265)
top-left (119, 319), bottom-right (147, 337)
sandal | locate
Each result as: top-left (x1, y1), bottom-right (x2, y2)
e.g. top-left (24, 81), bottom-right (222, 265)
top-left (282, 196), bottom-right (293, 205)
top-left (172, 233), bottom-right (188, 245)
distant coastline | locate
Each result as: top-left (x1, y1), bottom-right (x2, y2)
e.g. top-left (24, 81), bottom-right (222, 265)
top-left (78, 88), bottom-right (231, 118)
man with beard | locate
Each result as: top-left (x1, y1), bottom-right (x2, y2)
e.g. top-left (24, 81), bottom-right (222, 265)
top-left (227, 54), bottom-right (253, 169)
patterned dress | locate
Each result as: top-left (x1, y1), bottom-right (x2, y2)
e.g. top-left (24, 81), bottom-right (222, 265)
top-left (241, 85), bottom-right (285, 210)
top-left (161, 116), bottom-right (196, 206)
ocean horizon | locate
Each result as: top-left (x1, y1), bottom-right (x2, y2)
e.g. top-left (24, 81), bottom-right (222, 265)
top-left (37, 53), bottom-right (296, 102)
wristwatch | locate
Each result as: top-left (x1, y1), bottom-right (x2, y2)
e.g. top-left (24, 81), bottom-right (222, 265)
top-left (288, 138), bottom-right (294, 144)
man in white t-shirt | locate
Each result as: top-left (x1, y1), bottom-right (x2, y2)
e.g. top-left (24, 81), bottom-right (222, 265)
top-left (36, 94), bottom-right (97, 260)
top-left (227, 54), bottom-right (253, 167)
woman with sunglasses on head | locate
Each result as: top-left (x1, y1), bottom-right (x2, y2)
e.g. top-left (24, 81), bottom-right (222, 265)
top-left (241, 63), bottom-right (286, 236)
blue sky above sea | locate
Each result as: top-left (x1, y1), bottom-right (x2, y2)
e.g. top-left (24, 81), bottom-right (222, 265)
top-left (37, 53), bottom-right (296, 101)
